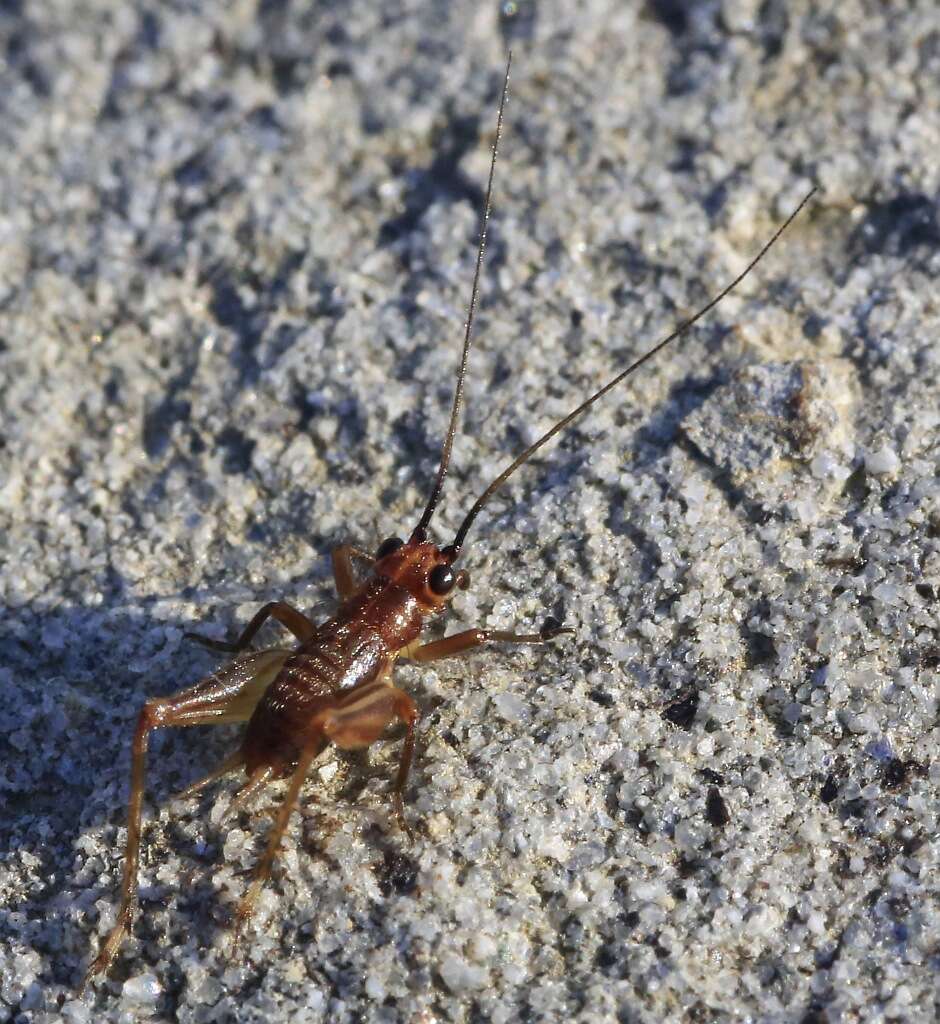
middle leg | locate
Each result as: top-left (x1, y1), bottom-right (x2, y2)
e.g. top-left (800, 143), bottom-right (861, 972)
top-left (231, 680), bottom-right (421, 948)
top-left (323, 681), bottom-right (419, 835)
top-left (186, 601), bottom-right (317, 654)
top-left (331, 545), bottom-right (374, 601)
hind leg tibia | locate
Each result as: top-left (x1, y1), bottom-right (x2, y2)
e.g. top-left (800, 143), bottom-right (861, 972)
top-left (231, 738), bottom-right (326, 949)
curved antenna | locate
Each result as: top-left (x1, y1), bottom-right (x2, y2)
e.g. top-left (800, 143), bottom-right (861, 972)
top-left (412, 53), bottom-right (513, 541)
top-left (448, 187), bottom-right (817, 557)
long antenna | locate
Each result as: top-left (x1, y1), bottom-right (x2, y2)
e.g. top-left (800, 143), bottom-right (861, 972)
top-left (412, 53), bottom-right (513, 540)
top-left (448, 187), bottom-right (817, 557)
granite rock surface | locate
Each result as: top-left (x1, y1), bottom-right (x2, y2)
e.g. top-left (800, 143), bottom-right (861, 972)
top-left (1, 2), bottom-right (938, 1022)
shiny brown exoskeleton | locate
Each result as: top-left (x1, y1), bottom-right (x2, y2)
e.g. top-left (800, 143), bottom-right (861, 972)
top-left (81, 54), bottom-right (815, 988)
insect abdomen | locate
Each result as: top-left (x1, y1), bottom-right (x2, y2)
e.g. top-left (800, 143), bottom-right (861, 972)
top-left (241, 633), bottom-right (388, 774)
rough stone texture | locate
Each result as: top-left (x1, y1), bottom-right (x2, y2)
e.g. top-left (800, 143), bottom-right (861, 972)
top-left (1, 2), bottom-right (938, 1022)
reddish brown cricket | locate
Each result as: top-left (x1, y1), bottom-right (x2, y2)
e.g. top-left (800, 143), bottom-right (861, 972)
top-left (81, 54), bottom-right (815, 989)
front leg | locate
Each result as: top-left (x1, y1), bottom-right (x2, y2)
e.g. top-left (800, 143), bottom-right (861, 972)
top-left (410, 616), bottom-right (573, 663)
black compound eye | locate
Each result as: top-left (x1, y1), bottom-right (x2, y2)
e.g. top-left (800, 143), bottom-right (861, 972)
top-left (376, 536), bottom-right (404, 559)
top-left (428, 564), bottom-right (456, 596)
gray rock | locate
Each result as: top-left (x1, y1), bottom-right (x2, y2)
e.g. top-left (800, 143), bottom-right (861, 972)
top-left (681, 359), bottom-right (856, 494)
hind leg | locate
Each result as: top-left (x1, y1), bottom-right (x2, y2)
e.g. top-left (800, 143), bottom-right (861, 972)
top-left (81, 648), bottom-right (290, 991)
top-left (173, 749), bottom-right (245, 801)
top-left (231, 736), bottom-right (327, 949)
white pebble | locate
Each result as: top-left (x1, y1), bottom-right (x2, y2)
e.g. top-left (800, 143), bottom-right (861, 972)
top-left (492, 690), bottom-right (528, 722)
top-left (469, 933), bottom-right (498, 962)
top-left (439, 953), bottom-right (487, 992)
top-left (122, 972), bottom-right (162, 1003)
top-left (865, 446), bottom-right (900, 475)
top-left (61, 1001), bottom-right (91, 1024)
top-left (539, 832), bottom-right (568, 860)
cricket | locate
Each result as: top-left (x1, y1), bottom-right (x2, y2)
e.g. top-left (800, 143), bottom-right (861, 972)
top-left (81, 54), bottom-right (815, 988)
